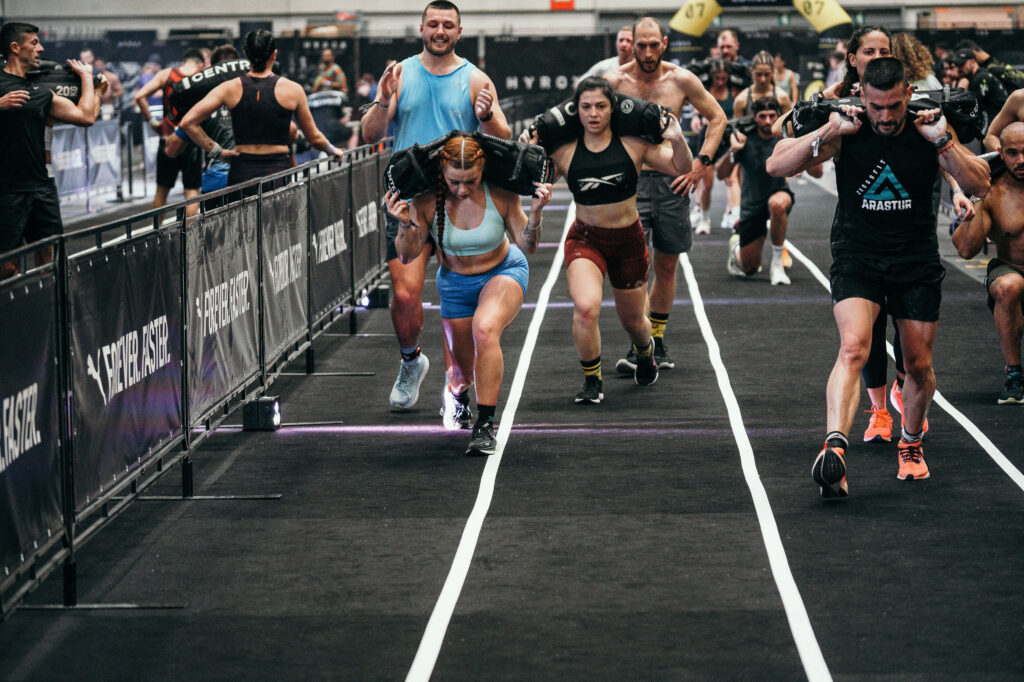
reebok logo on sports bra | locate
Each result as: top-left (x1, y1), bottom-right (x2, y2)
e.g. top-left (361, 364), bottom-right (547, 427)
top-left (577, 172), bottom-right (625, 193)
top-left (858, 161), bottom-right (912, 211)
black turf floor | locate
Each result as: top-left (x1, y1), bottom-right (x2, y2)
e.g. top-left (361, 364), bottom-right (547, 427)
top-left (1, 177), bottom-right (1022, 680)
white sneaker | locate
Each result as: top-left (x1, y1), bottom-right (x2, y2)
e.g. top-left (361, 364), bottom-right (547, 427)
top-left (693, 208), bottom-right (710, 235)
top-left (770, 258), bottom-right (791, 285)
top-left (689, 203), bottom-right (702, 226)
top-left (727, 233), bottom-right (746, 277)
top-left (720, 205), bottom-right (739, 230)
top-left (389, 353), bottom-right (429, 409)
top-left (440, 383), bottom-right (474, 430)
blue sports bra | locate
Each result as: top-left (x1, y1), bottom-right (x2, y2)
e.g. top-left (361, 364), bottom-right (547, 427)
top-left (432, 184), bottom-right (508, 257)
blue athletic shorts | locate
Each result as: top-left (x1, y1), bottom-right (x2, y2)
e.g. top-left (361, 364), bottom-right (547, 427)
top-left (436, 245), bottom-right (529, 319)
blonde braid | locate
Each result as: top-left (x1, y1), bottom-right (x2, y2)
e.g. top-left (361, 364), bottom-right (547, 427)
top-left (435, 152), bottom-right (448, 264)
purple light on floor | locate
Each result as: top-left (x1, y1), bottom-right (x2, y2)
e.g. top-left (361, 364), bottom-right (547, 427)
top-left (274, 424), bottom-right (457, 436)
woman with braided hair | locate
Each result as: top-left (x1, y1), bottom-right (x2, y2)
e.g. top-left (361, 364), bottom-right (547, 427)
top-left (384, 134), bottom-right (552, 456)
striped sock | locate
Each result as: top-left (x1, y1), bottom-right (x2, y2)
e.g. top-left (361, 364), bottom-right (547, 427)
top-left (634, 338), bottom-right (654, 360)
top-left (649, 312), bottom-right (669, 340)
top-left (580, 356), bottom-right (602, 381)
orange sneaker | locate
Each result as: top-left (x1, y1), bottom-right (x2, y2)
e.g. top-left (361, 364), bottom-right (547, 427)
top-left (889, 383), bottom-right (929, 435)
top-left (896, 439), bottom-right (930, 480)
top-left (863, 405), bottom-right (893, 443)
top-left (811, 444), bottom-right (848, 498)
top-left (782, 246), bottom-right (792, 269)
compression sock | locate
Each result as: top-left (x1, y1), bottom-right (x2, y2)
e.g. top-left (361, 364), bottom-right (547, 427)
top-left (634, 339), bottom-right (654, 360)
top-left (649, 312), bottom-right (669, 340)
top-left (476, 404), bottom-right (496, 425)
top-left (580, 356), bottom-right (602, 381)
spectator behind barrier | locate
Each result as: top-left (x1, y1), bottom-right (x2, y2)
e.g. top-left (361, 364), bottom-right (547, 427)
top-left (179, 29), bottom-right (344, 198)
top-left (165, 43), bottom-right (239, 195)
top-left (1, 21), bottom-right (99, 280)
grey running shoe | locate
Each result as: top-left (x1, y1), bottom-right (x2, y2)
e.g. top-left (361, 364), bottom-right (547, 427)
top-left (466, 421), bottom-right (498, 456)
top-left (615, 345), bottom-right (637, 374)
top-left (574, 375), bottom-right (604, 404)
top-left (998, 371), bottom-right (1024, 404)
top-left (390, 353), bottom-right (429, 409)
top-left (440, 384), bottom-right (474, 430)
top-left (653, 338), bottom-right (675, 369)
top-left (634, 346), bottom-right (659, 386)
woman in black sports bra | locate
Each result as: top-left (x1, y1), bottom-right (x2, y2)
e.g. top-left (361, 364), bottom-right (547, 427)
top-left (181, 29), bottom-right (344, 189)
top-left (535, 76), bottom-right (691, 404)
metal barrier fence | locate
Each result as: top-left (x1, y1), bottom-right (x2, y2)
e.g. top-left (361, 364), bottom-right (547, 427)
top-left (0, 141), bottom-right (392, 618)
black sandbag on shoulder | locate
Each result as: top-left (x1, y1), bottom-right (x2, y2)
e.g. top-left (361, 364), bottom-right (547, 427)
top-left (531, 91), bottom-right (670, 153)
top-left (711, 115), bottom-right (758, 163)
top-left (788, 87), bottom-right (985, 143)
top-left (168, 59), bottom-right (251, 115)
top-left (385, 130), bottom-right (553, 198)
top-left (26, 60), bottom-right (103, 105)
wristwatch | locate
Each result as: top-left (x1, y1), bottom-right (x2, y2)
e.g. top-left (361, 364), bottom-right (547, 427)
top-left (696, 153), bottom-right (712, 167)
top-left (932, 132), bottom-right (953, 150)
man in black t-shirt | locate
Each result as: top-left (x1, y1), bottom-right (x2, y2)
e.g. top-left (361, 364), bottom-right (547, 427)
top-left (0, 21), bottom-right (97, 278)
top-left (766, 57), bottom-right (989, 498)
top-left (949, 48), bottom-right (1008, 133)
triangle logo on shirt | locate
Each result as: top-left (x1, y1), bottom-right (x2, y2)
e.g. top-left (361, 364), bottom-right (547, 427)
top-left (863, 164), bottom-right (909, 202)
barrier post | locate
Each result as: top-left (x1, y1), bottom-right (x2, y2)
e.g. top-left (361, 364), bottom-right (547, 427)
top-left (179, 211), bottom-right (193, 499)
top-left (347, 157), bottom-right (358, 335)
top-left (125, 122), bottom-right (135, 199)
top-left (305, 164), bottom-right (316, 374)
top-left (55, 238), bottom-right (78, 606)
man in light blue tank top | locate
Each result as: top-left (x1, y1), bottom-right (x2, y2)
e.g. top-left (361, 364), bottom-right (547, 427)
top-left (360, 0), bottom-right (511, 418)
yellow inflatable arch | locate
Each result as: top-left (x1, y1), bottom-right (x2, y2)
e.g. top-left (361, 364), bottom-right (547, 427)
top-left (670, 0), bottom-right (851, 36)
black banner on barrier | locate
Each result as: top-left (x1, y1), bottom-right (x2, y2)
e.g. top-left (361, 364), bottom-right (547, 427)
top-left (261, 186), bottom-right (309, 364)
top-left (187, 201), bottom-right (260, 422)
top-left (70, 230), bottom-right (183, 509)
top-left (309, 171), bottom-right (352, 322)
top-left (350, 156), bottom-right (381, 291)
top-left (0, 275), bottom-right (62, 576)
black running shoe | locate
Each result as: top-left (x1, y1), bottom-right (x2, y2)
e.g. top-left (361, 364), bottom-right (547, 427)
top-left (811, 444), bottom-right (848, 499)
top-left (574, 375), bottom-right (604, 404)
top-left (634, 349), bottom-right (659, 386)
top-left (615, 345), bottom-right (637, 374)
top-left (466, 421), bottom-right (497, 456)
top-left (653, 338), bottom-right (675, 369)
top-left (998, 372), bottom-right (1024, 404)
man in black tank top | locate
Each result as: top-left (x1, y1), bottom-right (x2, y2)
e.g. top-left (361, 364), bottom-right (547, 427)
top-left (766, 58), bottom-right (989, 498)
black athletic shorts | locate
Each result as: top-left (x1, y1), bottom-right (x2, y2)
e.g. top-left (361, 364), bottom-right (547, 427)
top-left (736, 188), bottom-right (794, 248)
top-left (0, 183), bottom-right (63, 252)
top-left (156, 138), bottom-right (202, 190)
top-left (985, 258), bottom-right (1024, 313)
top-left (830, 253), bottom-right (944, 322)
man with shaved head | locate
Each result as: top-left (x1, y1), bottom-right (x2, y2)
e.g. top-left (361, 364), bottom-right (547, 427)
top-left (953, 121), bottom-right (1024, 404)
top-left (601, 16), bottom-right (727, 373)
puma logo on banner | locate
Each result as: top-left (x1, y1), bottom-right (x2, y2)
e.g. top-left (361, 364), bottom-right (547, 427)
top-left (85, 315), bottom-right (172, 407)
top-left (0, 383), bottom-right (43, 474)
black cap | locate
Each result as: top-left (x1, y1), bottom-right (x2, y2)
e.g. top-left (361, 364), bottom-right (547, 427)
top-left (949, 49), bottom-right (974, 66)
